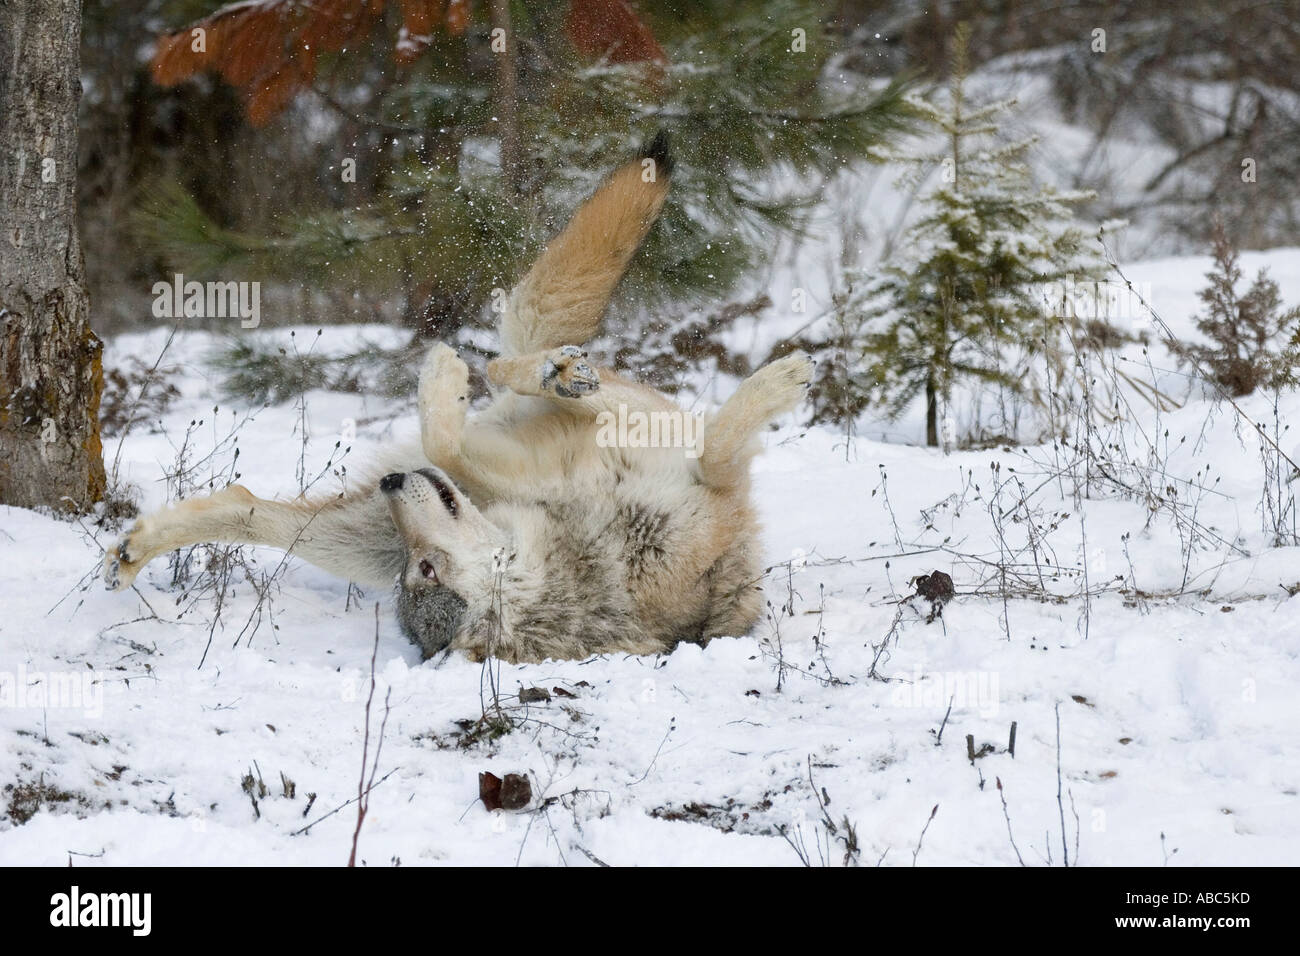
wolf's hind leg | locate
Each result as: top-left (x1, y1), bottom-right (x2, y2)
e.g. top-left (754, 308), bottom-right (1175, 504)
top-left (104, 484), bottom-right (402, 592)
top-left (699, 543), bottom-right (765, 641)
top-left (698, 352), bottom-right (813, 489)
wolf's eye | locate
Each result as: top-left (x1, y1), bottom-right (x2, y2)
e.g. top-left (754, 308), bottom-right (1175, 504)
top-left (419, 559), bottom-right (439, 583)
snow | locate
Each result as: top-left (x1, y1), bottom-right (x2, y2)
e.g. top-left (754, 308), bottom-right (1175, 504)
top-left (3, 249), bottom-right (1300, 867)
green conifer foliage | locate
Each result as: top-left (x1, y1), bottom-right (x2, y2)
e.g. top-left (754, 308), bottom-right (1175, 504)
top-left (808, 23), bottom-right (1103, 446)
top-left (136, 0), bottom-right (917, 396)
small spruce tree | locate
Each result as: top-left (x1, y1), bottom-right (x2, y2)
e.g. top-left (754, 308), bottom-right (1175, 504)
top-left (809, 23), bottom-right (1102, 447)
top-left (1184, 221), bottom-right (1300, 396)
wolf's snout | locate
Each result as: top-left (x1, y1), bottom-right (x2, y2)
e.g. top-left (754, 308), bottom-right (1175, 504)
top-left (380, 472), bottom-right (406, 493)
top-left (416, 468), bottom-right (459, 517)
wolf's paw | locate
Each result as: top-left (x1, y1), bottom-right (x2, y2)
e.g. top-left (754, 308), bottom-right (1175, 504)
top-left (419, 343), bottom-right (470, 410)
top-left (103, 526), bottom-right (149, 591)
top-left (760, 350), bottom-right (814, 390)
top-left (741, 351), bottom-right (814, 419)
top-left (542, 346), bottom-right (600, 398)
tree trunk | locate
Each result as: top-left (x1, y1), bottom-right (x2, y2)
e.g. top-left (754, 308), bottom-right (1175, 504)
top-left (0, 0), bottom-right (106, 512)
top-left (925, 372), bottom-right (938, 447)
top-left (490, 0), bottom-right (522, 194)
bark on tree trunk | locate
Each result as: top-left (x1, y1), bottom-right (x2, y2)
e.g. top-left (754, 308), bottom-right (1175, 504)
top-left (925, 373), bottom-right (939, 447)
top-left (0, 0), bottom-right (106, 512)
top-left (490, 0), bottom-right (522, 194)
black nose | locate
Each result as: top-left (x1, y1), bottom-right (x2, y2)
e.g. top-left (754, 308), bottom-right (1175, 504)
top-left (380, 472), bottom-right (405, 493)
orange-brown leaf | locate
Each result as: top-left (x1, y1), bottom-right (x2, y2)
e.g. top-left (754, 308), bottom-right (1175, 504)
top-left (150, 0), bottom-right (481, 123)
top-left (150, 29), bottom-right (212, 86)
top-left (566, 0), bottom-right (666, 65)
top-left (445, 0), bottom-right (471, 36)
top-left (149, 0), bottom-right (384, 122)
top-left (245, 58), bottom-right (311, 126)
top-left (300, 0), bottom-right (376, 52)
top-left (399, 0), bottom-right (437, 36)
top-left (395, 0), bottom-right (441, 64)
top-left (479, 771), bottom-right (503, 812)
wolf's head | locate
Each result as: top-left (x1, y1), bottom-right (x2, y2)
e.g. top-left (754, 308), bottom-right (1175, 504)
top-left (380, 467), bottom-right (508, 658)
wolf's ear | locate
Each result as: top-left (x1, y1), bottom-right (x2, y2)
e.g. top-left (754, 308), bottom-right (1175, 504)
top-left (499, 130), bottom-right (673, 357)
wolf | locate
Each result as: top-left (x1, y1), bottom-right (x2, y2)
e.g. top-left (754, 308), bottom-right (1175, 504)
top-left (104, 135), bottom-right (812, 663)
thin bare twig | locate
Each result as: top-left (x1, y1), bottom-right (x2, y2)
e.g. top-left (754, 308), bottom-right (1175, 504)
top-left (348, 604), bottom-right (393, 866)
top-left (911, 804), bottom-right (938, 866)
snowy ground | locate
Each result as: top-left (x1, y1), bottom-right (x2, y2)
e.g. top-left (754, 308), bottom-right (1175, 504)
top-left (2, 251), bottom-right (1300, 867)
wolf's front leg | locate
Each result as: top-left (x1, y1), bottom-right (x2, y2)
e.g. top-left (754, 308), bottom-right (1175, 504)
top-left (418, 343), bottom-right (472, 466)
top-left (104, 484), bottom-right (402, 591)
top-left (487, 345), bottom-right (600, 399)
top-left (418, 343), bottom-right (524, 503)
top-left (485, 346), bottom-right (677, 423)
top-left (104, 485), bottom-right (263, 590)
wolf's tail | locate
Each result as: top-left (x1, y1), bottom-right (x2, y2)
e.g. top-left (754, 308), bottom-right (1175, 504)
top-left (499, 132), bottom-right (673, 357)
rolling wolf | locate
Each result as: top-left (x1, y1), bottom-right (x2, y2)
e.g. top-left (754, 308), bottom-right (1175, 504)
top-left (104, 135), bottom-right (812, 663)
